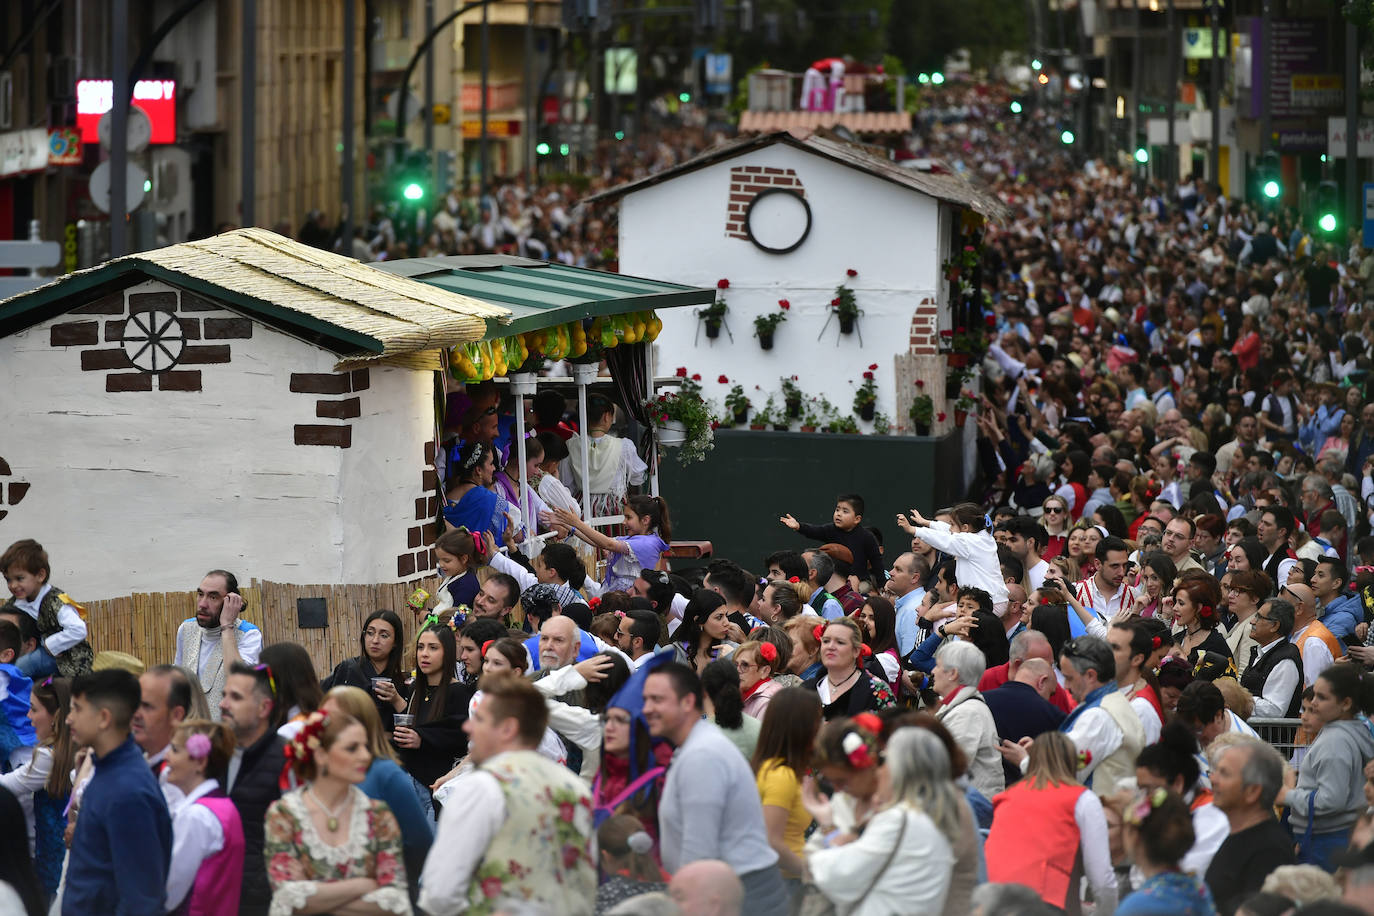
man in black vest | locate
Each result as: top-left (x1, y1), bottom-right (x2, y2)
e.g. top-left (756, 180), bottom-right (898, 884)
top-left (221, 661), bottom-right (286, 916)
top-left (1242, 598), bottom-right (1304, 718)
top-left (1256, 507), bottom-right (1298, 592)
top-left (1258, 369), bottom-right (1300, 443)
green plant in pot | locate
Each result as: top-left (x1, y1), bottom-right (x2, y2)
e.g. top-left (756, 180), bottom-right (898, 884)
top-left (699, 279), bottom-right (730, 339)
top-left (646, 379), bottom-right (715, 464)
top-left (754, 300), bottom-right (789, 350)
top-left (723, 381), bottom-right (751, 426)
top-left (872, 411), bottom-right (891, 436)
top-left (830, 268), bottom-right (862, 334)
top-left (852, 363), bottom-right (879, 421)
top-left (752, 398), bottom-right (776, 430)
top-left (909, 387), bottom-right (934, 436)
top-left (781, 375), bottom-right (803, 418)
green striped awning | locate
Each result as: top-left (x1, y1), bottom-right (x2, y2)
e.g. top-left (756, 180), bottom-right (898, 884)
top-left (372, 255), bottom-right (714, 341)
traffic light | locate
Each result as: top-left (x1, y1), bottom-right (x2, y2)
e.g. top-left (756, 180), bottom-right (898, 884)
top-left (402, 181), bottom-right (424, 201)
top-left (536, 141), bottom-right (551, 156)
top-left (1135, 147), bottom-right (1149, 164)
top-left (1031, 58), bottom-right (1043, 71)
top-left (917, 73), bottom-right (930, 84)
top-left (1316, 180), bottom-right (1340, 235)
top-left (1259, 151), bottom-right (1282, 201)
top-left (678, 91), bottom-right (691, 103)
top-left (1060, 129), bottom-right (1075, 145)
top-left (395, 151), bottom-right (429, 204)
top-left (1009, 100), bottom-right (1023, 114)
top-left (435, 150), bottom-right (457, 194)
top-left (930, 72), bottom-right (945, 85)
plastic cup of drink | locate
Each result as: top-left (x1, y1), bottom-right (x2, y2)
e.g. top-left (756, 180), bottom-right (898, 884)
top-left (393, 714), bottom-right (415, 729)
top-left (371, 677), bottom-right (390, 693)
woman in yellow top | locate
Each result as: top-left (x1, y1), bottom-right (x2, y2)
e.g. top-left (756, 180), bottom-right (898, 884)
top-left (751, 687), bottom-right (823, 884)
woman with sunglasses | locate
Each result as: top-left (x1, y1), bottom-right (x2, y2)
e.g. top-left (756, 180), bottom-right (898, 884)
top-left (1040, 497), bottom-right (1070, 560)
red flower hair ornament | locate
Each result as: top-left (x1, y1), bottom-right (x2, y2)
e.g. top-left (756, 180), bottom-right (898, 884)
top-left (758, 643), bottom-right (778, 664)
top-left (812, 623), bottom-right (826, 642)
top-left (279, 710), bottom-right (330, 789)
top-left (788, 576), bottom-right (801, 584)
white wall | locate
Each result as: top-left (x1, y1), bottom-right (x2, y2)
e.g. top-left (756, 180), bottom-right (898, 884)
top-left (0, 284), bottom-right (431, 600)
top-left (620, 144), bottom-right (946, 426)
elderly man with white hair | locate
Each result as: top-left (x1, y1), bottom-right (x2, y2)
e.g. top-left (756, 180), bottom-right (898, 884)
top-left (932, 640), bottom-right (1004, 799)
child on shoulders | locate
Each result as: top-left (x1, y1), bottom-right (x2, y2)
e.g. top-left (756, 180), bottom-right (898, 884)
top-left (1, 539), bottom-right (94, 679)
top-left (780, 494), bottom-right (887, 589)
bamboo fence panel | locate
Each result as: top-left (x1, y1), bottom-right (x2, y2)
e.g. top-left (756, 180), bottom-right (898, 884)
top-left (82, 577), bottom-right (442, 676)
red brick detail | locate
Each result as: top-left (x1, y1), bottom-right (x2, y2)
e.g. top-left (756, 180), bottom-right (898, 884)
top-left (203, 318), bottom-right (254, 339)
top-left (50, 321), bottom-right (100, 346)
top-left (8, 482), bottom-right (30, 505)
top-left (422, 523), bottom-right (437, 546)
top-left (81, 348), bottom-right (133, 371)
top-left (408, 526), bottom-right (423, 549)
top-left (316, 397), bottom-right (361, 419)
top-left (424, 441), bottom-right (437, 464)
top-left (157, 371), bottom-right (203, 391)
top-left (397, 553), bottom-right (416, 578)
top-left (427, 496), bottom-right (439, 516)
top-left (725, 165), bottom-right (808, 240)
top-left (127, 291), bottom-right (179, 313)
top-left (72, 293), bottom-right (126, 315)
top-left (290, 373), bottom-right (351, 394)
top-left (422, 469), bottom-right (438, 490)
top-left (350, 369), bottom-right (371, 392)
top-left (106, 373), bottom-right (153, 392)
top-left (178, 345), bottom-right (231, 365)
top-left (294, 425), bottom-right (352, 447)
top-left (416, 550), bottom-right (432, 571)
top-left (416, 498), bottom-right (430, 520)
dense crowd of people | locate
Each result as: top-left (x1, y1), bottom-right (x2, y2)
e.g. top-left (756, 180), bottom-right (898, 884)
top-left (8, 78), bottom-right (1374, 916)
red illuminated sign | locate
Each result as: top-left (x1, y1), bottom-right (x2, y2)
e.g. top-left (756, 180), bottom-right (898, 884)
top-left (75, 80), bottom-right (177, 145)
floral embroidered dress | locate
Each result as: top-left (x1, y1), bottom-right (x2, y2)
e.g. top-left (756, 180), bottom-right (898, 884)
top-left (264, 785), bottom-right (412, 916)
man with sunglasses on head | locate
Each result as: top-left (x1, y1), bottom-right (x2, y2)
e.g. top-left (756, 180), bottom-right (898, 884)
top-left (219, 661), bottom-right (284, 916)
top-left (1241, 597), bottom-right (1304, 717)
top-left (1284, 581), bottom-right (1344, 687)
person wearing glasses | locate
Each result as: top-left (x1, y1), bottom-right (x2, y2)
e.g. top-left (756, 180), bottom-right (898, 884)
top-left (1285, 581), bottom-right (1345, 687)
top-left (1240, 598), bottom-right (1305, 718)
top-left (1004, 634), bottom-right (1144, 794)
top-left (1221, 570), bottom-right (1269, 676)
top-left (1039, 497), bottom-right (1071, 561)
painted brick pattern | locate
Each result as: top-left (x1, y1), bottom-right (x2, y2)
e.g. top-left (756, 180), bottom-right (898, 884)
top-left (909, 297), bottom-right (939, 355)
top-left (56, 286), bottom-right (248, 393)
top-left (288, 370), bottom-right (369, 449)
top-left (397, 440), bottom-right (441, 580)
top-left (0, 457), bottom-right (30, 524)
top-left (725, 165), bottom-right (806, 240)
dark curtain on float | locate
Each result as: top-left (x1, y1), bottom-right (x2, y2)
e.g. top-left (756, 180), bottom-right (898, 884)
top-left (604, 342), bottom-right (657, 477)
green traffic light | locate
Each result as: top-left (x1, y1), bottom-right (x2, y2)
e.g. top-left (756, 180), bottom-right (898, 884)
top-left (536, 142), bottom-right (551, 156)
top-left (678, 92), bottom-right (691, 103)
top-left (559, 143), bottom-right (570, 156)
top-left (917, 73), bottom-right (930, 84)
top-left (1262, 179), bottom-right (1280, 199)
top-left (614, 131), bottom-right (625, 141)
top-left (1061, 129), bottom-right (1075, 145)
top-left (1319, 213), bottom-right (1338, 233)
top-left (1134, 147), bottom-right (1149, 164)
top-left (931, 72), bottom-right (945, 85)
top-left (402, 182), bottom-right (424, 201)
top-left (1009, 100), bottom-right (1023, 114)
top-left (1031, 58), bottom-right (1043, 71)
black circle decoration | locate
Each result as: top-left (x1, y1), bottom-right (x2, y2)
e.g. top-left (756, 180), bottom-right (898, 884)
top-left (744, 188), bottom-right (813, 255)
top-left (122, 310), bottom-right (186, 372)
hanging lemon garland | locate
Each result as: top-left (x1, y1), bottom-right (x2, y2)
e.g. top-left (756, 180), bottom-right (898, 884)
top-left (447, 311), bottom-right (661, 383)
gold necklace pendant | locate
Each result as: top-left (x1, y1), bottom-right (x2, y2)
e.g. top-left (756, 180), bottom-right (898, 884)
top-left (327, 816), bottom-right (339, 831)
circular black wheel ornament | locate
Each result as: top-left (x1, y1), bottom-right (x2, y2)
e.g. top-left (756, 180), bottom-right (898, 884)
top-left (744, 188), bottom-right (812, 255)
top-left (122, 310), bottom-right (186, 372)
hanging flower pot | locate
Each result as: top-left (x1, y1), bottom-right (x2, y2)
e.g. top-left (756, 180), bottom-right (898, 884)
top-left (839, 315), bottom-right (856, 335)
top-left (859, 403), bottom-right (875, 422)
top-left (656, 420), bottom-right (688, 447)
top-left (705, 319), bottom-right (722, 339)
top-left (758, 332), bottom-right (775, 351)
top-left (955, 408), bottom-right (969, 427)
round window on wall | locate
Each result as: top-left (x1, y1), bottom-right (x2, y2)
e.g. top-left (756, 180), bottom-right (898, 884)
top-left (121, 310), bottom-right (186, 372)
top-left (744, 189), bottom-right (812, 254)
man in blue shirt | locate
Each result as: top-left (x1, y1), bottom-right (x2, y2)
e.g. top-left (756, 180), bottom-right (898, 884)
top-left (64, 668), bottom-right (172, 916)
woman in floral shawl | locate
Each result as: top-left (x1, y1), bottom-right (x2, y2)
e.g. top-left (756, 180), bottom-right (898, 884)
top-left (264, 711), bottom-right (412, 915)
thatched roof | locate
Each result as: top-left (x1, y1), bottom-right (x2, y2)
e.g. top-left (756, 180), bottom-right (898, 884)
top-left (0, 228), bottom-right (511, 364)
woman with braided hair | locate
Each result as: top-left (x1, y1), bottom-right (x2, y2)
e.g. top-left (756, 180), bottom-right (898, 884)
top-left (263, 710), bottom-right (412, 915)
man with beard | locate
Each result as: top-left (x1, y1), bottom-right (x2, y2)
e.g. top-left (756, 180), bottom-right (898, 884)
top-left (172, 569), bottom-right (261, 720)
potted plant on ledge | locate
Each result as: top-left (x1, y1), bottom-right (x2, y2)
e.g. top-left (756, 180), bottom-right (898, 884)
top-left (954, 388), bottom-right (977, 426)
top-left (781, 375), bottom-right (804, 418)
top-left (724, 382), bottom-right (751, 426)
top-left (648, 377), bottom-right (714, 464)
top-left (852, 363), bottom-right (879, 421)
top-left (754, 300), bottom-right (790, 350)
top-left (909, 392), bottom-right (934, 437)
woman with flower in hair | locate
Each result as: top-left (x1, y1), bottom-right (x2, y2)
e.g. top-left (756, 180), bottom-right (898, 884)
top-left (161, 719), bottom-right (244, 916)
top-left (1116, 788), bottom-right (1216, 915)
top-left (264, 710), bottom-right (412, 915)
top-left (734, 640), bottom-right (784, 719)
top-left (1172, 577), bottom-right (1233, 670)
top-left (985, 732), bottom-right (1118, 914)
top-left (856, 597), bottom-right (899, 689)
top-left (813, 619), bottom-right (894, 721)
top-left (442, 440), bottom-right (514, 544)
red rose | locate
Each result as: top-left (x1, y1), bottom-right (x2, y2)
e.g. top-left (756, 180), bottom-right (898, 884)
top-left (915, 379), bottom-right (925, 388)
top-left (939, 329), bottom-right (953, 337)
top-left (831, 298), bottom-right (840, 307)
top-left (675, 366), bottom-right (688, 377)
top-left (863, 371), bottom-right (874, 380)
top-left (779, 299), bottom-right (790, 309)
top-left (847, 268), bottom-right (858, 277)
top-left (937, 412), bottom-right (947, 422)
top-left (868, 363), bottom-right (878, 370)
top-left (984, 314), bottom-right (996, 326)
top-left (691, 373), bottom-right (701, 381)
top-left (717, 278), bottom-right (730, 289)
top-left (710, 421), bottom-right (720, 430)
top-left (660, 413), bottom-right (669, 422)
top-left (717, 374), bottom-right (729, 383)
top-left (481, 877), bottom-right (504, 898)
top-left (791, 375), bottom-right (799, 381)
